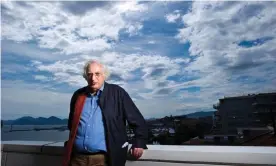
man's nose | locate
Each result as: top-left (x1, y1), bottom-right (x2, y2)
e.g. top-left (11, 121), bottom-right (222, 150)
top-left (91, 75), bottom-right (97, 81)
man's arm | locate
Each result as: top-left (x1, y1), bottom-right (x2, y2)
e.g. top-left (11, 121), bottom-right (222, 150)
top-left (121, 89), bottom-right (148, 149)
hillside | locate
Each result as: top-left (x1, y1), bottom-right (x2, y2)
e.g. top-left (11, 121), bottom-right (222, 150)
top-left (186, 111), bottom-right (214, 118)
top-left (3, 116), bottom-right (68, 125)
top-left (2, 111), bottom-right (214, 125)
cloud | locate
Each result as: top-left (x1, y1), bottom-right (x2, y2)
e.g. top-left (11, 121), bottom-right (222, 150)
top-left (114, 1), bottom-right (148, 13)
top-left (1, 1), bottom-right (276, 120)
top-left (1, 80), bottom-right (72, 120)
top-left (2, 40), bottom-right (62, 61)
top-left (31, 52), bottom-right (189, 88)
top-left (27, 51), bottom-right (191, 118)
top-left (125, 22), bottom-right (143, 36)
top-left (148, 41), bottom-right (156, 44)
top-left (34, 75), bottom-right (50, 82)
top-left (60, 1), bottom-right (113, 15)
top-left (1, 63), bottom-right (31, 74)
top-left (165, 10), bottom-right (181, 23)
top-left (1, 1), bottom-right (147, 56)
top-left (170, 1), bottom-right (276, 103)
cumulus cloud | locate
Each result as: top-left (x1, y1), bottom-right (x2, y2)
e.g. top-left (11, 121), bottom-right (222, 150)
top-left (2, 40), bottom-right (62, 61)
top-left (173, 1), bottom-right (276, 103)
top-left (165, 10), bottom-right (181, 23)
top-left (2, 1), bottom-right (276, 119)
top-left (28, 51), bottom-right (190, 118)
top-left (1, 63), bottom-right (31, 74)
top-left (34, 75), bottom-right (51, 82)
top-left (1, 1), bottom-right (147, 55)
top-left (31, 52), bottom-right (189, 89)
top-left (148, 41), bottom-right (156, 44)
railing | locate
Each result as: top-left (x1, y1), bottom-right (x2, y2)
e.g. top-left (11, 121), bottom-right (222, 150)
top-left (2, 141), bottom-right (276, 166)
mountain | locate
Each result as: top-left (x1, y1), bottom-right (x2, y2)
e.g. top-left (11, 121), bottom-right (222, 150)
top-left (3, 116), bottom-right (68, 125)
top-left (3, 111), bottom-right (215, 125)
top-left (185, 111), bottom-right (214, 118)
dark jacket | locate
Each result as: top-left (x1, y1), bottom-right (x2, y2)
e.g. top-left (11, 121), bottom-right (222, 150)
top-left (66, 82), bottom-right (148, 166)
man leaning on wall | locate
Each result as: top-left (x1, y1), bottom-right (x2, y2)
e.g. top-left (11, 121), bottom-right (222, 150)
top-left (62, 60), bottom-right (148, 166)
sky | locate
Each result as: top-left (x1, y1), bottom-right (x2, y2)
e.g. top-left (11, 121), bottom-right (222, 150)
top-left (1, 1), bottom-right (276, 120)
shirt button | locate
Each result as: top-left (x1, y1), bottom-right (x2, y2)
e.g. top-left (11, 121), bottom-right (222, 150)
top-left (88, 125), bottom-right (90, 127)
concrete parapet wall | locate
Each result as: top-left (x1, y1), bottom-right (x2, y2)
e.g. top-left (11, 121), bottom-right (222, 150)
top-left (1, 141), bottom-right (276, 166)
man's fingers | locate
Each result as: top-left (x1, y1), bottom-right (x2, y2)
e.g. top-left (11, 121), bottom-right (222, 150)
top-left (131, 149), bottom-right (136, 156)
top-left (139, 149), bottom-right (143, 157)
top-left (131, 148), bottom-right (137, 157)
top-left (131, 148), bottom-right (143, 159)
top-left (134, 148), bottom-right (143, 158)
top-left (137, 151), bottom-right (142, 158)
top-left (134, 149), bottom-right (139, 157)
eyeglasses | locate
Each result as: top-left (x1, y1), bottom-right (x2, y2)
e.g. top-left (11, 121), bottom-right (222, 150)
top-left (87, 72), bottom-right (102, 78)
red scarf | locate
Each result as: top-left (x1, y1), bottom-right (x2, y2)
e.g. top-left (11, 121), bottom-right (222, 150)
top-left (62, 95), bottom-right (86, 166)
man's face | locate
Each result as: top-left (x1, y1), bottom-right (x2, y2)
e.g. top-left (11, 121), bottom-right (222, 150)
top-left (86, 63), bottom-right (105, 91)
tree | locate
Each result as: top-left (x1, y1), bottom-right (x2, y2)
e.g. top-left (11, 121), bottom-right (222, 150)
top-left (174, 124), bottom-right (197, 144)
top-left (147, 129), bottom-right (154, 144)
top-left (155, 132), bottom-right (171, 145)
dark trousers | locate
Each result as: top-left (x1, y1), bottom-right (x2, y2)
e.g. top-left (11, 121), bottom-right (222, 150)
top-left (69, 153), bottom-right (107, 166)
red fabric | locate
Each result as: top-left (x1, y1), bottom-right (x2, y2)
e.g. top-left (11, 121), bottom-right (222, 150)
top-left (62, 95), bottom-right (86, 166)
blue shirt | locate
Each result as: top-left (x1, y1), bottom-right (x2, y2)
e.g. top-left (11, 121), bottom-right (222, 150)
top-left (73, 84), bottom-right (107, 153)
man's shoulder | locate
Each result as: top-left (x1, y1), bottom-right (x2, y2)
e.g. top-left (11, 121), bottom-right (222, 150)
top-left (72, 86), bottom-right (87, 96)
top-left (105, 82), bottom-right (126, 93)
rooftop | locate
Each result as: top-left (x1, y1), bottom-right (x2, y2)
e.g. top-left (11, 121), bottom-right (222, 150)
top-left (219, 92), bottom-right (276, 100)
top-left (2, 141), bottom-right (276, 166)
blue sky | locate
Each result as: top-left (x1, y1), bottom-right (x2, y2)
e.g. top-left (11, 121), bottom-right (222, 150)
top-left (1, 1), bottom-right (276, 120)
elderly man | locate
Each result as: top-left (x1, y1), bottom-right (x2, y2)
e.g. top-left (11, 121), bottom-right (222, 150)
top-left (63, 60), bottom-right (148, 166)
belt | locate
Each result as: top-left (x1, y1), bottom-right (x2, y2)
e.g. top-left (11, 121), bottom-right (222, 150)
top-left (73, 151), bottom-right (106, 155)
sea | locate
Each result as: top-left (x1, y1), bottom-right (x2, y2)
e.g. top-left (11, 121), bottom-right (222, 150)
top-left (1, 125), bottom-right (69, 142)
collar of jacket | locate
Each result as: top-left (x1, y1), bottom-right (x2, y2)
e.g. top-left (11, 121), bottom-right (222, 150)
top-left (98, 82), bottom-right (108, 110)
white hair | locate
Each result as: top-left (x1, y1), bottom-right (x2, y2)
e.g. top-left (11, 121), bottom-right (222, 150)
top-left (82, 60), bottom-right (110, 80)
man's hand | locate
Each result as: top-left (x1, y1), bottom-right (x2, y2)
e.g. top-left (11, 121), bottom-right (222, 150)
top-left (130, 148), bottom-right (144, 159)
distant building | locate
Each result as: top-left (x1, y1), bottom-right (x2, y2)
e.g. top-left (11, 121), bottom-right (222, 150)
top-left (212, 92), bottom-right (276, 135)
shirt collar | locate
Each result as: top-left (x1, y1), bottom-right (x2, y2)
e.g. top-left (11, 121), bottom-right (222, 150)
top-left (96, 83), bottom-right (104, 96)
top-left (99, 82), bottom-right (104, 92)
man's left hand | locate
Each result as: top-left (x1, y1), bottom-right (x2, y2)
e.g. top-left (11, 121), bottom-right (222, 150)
top-left (130, 148), bottom-right (144, 159)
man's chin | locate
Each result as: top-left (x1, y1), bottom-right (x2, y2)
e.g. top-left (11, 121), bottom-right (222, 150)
top-left (89, 85), bottom-right (98, 90)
